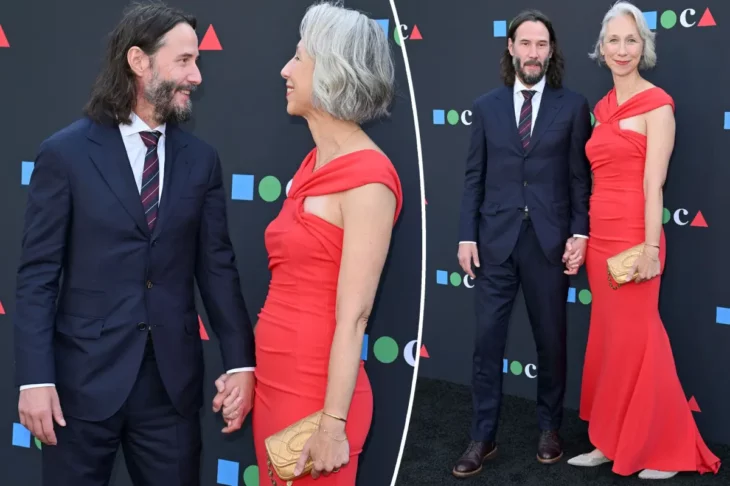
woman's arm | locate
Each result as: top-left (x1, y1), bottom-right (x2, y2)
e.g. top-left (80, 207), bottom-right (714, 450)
top-left (642, 104), bottom-right (675, 255)
top-left (321, 182), bottom-right (396, 430)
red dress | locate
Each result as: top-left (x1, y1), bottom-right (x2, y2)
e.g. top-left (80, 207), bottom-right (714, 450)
top-left (252, 148), bottom-right (403, 485)
top-left (580, 87), bottom-right (721, 476)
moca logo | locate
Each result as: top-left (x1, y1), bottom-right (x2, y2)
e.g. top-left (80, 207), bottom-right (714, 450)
top-left (663, 207), bottom-right (708, 227)
top-left (643, 8), bottom-right (716, 29)
top-left (374, 19), bottom-right (423, 46)
top-left (504, 359), bottom-right (537, 379)
top-left (432, 109), bottom-right (472, 126)
top-left (230, 174), bottom-right (293, 202)
top-left (361, 334), bottom-right (429, 367)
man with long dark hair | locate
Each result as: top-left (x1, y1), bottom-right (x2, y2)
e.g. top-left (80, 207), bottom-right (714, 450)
top-left (13, 3), bottom-right (255, 484)
top-left (453, 9), bottom-right (592, 478)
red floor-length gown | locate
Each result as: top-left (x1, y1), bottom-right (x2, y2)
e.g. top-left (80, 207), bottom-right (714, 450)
top-left (252, 148), bottom-right (403, 485)
top-left (580, 86), bottom-right (720, 476)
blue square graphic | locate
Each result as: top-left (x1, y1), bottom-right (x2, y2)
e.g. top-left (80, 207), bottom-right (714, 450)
top-left (432, 110), bottom-right (445, 125)
top-left (643, 11), bottom-right (657, 30)
top-left (361, 334), bottom-right (369, 360)
top-left (436, 270), bottom-right (448, 285)
top-left (502, 358), bottom-right (508, 374)
top-left (375, 19), bottom-right (389, 37)
top-left (231, 174), bottom-right (254, 201)
top-left (724, 112), bottom-right (730, 130)
top-left (717, 307), bottom-right (730, 325)
top-left (21, 161), bottom-right (35, 185)
top-left (493, 20), bottom-right (507, 37)
top-left (217, 459), bottom-right (239, 486)
top-left (567, 287), bottom-right (576, 303)
top-left (12, 423), bottom-right (30, 448)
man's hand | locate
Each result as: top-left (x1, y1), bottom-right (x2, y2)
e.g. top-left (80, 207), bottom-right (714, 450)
top-left (457, 243), bottom-right (480, 279)
top-left (18, 387), bottom-right (66, 446)
top-left (562, 237), bottom-right (587, 275)
top-left (212, 372), bottom-right (254, 433)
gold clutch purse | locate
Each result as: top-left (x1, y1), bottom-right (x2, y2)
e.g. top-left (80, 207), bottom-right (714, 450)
top-left (606, 243), bottom-right (644, 289)
top-left (264, 410), bottom-right (323, 485)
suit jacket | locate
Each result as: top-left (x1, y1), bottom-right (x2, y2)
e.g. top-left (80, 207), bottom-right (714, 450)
top-left (13, 116), bottom-right (256, 421)
top-left (458, 84), bottom-right (593, 265)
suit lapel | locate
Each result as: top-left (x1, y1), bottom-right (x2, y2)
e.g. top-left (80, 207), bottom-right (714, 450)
top-left (151, 124), bottom-right (190, 239)
top-left (495, 87), bottom-right (524, 154)
top-left (87, 121), bottom-right (150, 236)
top-left (525, 86), bottom-right (564, 155)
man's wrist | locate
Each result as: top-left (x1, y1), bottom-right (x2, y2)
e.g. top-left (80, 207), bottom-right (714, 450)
top-left (226, 367), bottom-right (255, 374)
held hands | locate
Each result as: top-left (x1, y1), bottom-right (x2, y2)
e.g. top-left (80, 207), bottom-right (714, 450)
top-left (562, 237), bottom-right (587, 275)
top-left (212, 371), bottom-right (254, 433)
top-left (18, 387), bottom-right (66, 446)
top-left (626, 245), bottom-right (661, 283)
top-left (294, 414), bottom-right (350, 479)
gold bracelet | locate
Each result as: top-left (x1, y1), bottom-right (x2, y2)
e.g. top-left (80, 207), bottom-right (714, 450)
top-left (320, 427), bottom-right (347, 442)
top-left (323, 411), bottom-right (347, 423)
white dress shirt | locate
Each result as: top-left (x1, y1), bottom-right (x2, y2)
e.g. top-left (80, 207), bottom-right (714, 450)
top-left (20, 114), bottom-right (252, 391)
top-left (460, 76), bottom-right (587, 245)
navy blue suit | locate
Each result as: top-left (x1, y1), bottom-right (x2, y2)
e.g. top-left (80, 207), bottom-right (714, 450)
top-left (458, 84), bottom-right (592, 442)
top-left (14, 116), bottom-right (255, 485)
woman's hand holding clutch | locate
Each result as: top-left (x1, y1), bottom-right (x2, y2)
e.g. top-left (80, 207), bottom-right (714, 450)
top-left (627, 244), bottom-right (661, 283)
top-left (293, 414), bottom-right (349, 479)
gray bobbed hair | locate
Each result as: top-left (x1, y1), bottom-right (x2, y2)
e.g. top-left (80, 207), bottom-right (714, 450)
top-left (299, 1), bottom-right (395, 124)
top-left (589, 0), bottom-right (657, 70)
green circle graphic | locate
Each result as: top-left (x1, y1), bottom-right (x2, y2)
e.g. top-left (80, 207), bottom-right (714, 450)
top-left (34, 437), bottom-right (42, 450)
top-left (393, 27), bottom-right (402, 46)
top-left (449, 272), bottom-right (461, 286)
top-left (373, 336), bottom-right (398, 363)
top-left (446, 110), bottom-right (460, 125)
top-left (243, 465), bottom-right (259, 486)
top-left (662, 208), bottom-right (670, 224)
top-left (259, 176), bottom-right (282, 202)
top-left (660, 10), bottom-right (677, 29)
top-left (578, 289), bottom-right (592, 305)
top-left (510, 360), bottom-right (523, 375)
top-left (590, 112), bottom-right (595, 126)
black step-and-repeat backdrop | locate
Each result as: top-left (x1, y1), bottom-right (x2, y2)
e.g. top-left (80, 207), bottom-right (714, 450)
top-left (399, 0), bottom-right (730, 445)
top-left (0, 1), bottom-right (423, 485)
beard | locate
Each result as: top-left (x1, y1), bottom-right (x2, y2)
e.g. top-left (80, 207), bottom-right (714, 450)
top-left (143, 71), bottom-right (197, 124)
top-left (513, 56), bottom-right (549, 85)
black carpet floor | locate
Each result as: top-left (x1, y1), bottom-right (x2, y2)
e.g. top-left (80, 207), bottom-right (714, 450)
top-left (395, 378), bottom-right (729, 486)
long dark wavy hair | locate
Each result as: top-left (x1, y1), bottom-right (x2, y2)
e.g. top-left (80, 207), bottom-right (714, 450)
top-left (83, 2), bottom-right (197, 125)
top-left (500, 10), bottom-right (565, 89)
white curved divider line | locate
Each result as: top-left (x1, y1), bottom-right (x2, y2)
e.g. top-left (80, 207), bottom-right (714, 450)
top-left (386, 1), bottom-right (426, 485)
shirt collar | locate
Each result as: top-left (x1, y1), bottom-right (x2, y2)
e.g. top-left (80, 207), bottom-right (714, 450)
top-left (118, 112), bottom-right (166, 138)
top-left (513, 75), bottom-right (546, 97)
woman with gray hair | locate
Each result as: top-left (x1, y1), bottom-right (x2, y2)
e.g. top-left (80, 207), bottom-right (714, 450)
top-left (563, 0), bottom-right (720, 480)
top-left (219, 1), bottom-right (403, 484)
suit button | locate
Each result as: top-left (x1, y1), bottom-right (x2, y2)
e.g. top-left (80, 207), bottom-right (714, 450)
top-left (146, 280), bottom-right (153, 289)
top-left (137, 322), bottom-right (147, 331)
top-left (524, 181), bottom-right (528, 186)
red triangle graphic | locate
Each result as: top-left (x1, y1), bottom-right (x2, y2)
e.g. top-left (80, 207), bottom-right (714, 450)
top-left (0, 25), bottom-right (9, 48)
top-left (419, 344), bottom-right (429, 358)
top-left (698, 8), bottom-right (716, 27)
top-left (409, 25), bottom-right (422, 40)
top-left (198, 315), bottom-right (210, 340)
top-left (688, 396), bottom-right (701, 412)
top-left (0, 300), bottom-right (5, 314)
top-left (199, 25), bottom-right (222, 50)
top-left (690, 211), bottom-right (708, 227)
top-left (424, 198), bottom-right (428, 205)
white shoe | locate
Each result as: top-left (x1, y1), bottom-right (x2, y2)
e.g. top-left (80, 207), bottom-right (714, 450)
top-left (567, 448), bottom-right (612, 467)
top-left (638, 469), bottom-right (678, 480)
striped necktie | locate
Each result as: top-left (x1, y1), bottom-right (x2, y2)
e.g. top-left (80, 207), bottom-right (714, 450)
top-left (518, 90), bottom-right (536, 149)
top-left (139, 130), bottom-right (161, 231)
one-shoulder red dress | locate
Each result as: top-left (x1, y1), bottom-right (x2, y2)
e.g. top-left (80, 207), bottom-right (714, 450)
top-left (579, 87), bottom-right (720, 476)
top-left (252, 148), bottom-right (403, 485)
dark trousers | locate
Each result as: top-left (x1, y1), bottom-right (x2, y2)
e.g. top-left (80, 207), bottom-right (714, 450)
top-left (42, 334), bottom-right (202, 486)
top-left (470, 219), bottom-right (568, 442)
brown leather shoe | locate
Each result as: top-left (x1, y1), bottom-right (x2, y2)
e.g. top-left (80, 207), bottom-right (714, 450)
top-left (537, 430), bottom-right (563, 464)
top-left (452, 440), bottom-right (498, 478)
